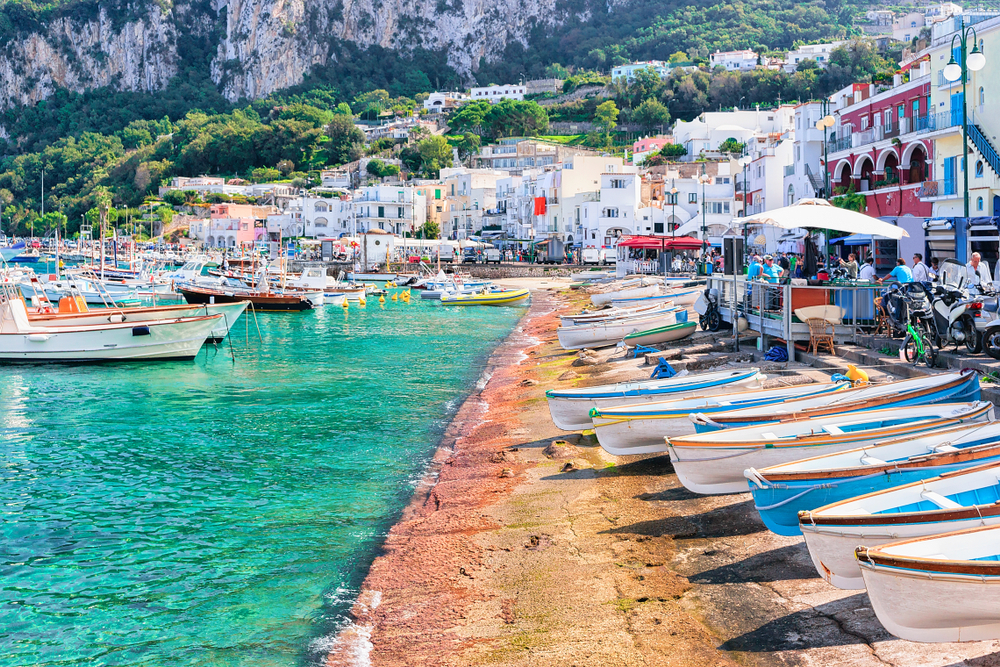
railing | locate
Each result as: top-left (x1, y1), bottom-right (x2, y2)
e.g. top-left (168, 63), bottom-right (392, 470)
top-left (969, 122), bottom-right (1000, 177)
top-left (783, 164), bottom-right (795, 177)
top-left (830, 135), bottom-right (852, 153)
top-left (916, 179), bottom-right (957, 198)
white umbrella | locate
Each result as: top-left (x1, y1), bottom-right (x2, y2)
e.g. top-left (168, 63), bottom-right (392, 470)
top-left (735, 199), bottom-right (908, 240)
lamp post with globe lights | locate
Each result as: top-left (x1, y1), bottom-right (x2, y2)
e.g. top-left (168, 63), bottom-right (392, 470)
top-left (815, 104), bottom-right (836, 198)
top-left (943, 24), bottom-right (987, 218)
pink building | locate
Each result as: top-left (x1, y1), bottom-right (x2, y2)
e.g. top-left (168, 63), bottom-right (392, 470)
top-left (207, 203), bottom-right (257, 248)
top-left (825, 59), bottom-right (935, 220)
top-left (632, 135), bottom-right (673, 155)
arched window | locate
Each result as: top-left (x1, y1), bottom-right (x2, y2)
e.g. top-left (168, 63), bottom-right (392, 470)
top-left (787, 184), bottom-right (795, 205)
top-left (978, 197), bottom-right (985, 212)
top-left (976, 160), bottom-right (985, 177)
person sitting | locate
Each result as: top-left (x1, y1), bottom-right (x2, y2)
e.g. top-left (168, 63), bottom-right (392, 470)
top-left (879, 258), bottom-right (913, 284)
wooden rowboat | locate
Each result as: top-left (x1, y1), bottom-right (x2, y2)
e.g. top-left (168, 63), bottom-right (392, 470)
top-left (667, 402), bottom-right (995, 495)
top-left (801, 458), bottom-right (1000, 591)
top-left (622, 321), bottom-right (696, 347)
top-left (858, 524), bottom-right (1000, 642)
top-left (746, 421), bottom-right (1000, 537)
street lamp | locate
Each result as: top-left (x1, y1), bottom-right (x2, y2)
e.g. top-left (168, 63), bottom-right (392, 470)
top-left (943, 23), bottom-right (986, 218)
top-left (816, 106), bottom-right (836, 199)
top-left (698, 163), bottom-right (710, 273)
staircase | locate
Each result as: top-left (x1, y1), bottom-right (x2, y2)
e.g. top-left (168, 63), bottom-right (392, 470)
top-left (968, 122), bottom-right (1000, 177)
top-left (804, 163), bottom-right (825, 194)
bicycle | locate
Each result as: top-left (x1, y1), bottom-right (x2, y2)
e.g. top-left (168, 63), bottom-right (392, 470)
top-left (900, 308), bottom-right (937, 368)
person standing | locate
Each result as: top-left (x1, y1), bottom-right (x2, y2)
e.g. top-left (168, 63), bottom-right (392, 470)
top-left (879, 258), bottom-right (913, 284)
top-left (859, 256), bottom-right (877, 282)
top-left (911, 253), bottom-right (929, 283)
top-left (928, 257), bottom-right (940, 281)
top-left (747, 254), bottom-right (763, 280)
top-left (967, 252), bottom-right (994, 291)
top-left (762, 255), bottom-right (782, 283)
top-left (839, 253), bottom-right (858, 279)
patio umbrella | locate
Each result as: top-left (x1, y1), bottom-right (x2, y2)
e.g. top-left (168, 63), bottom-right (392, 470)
top-left (735, 199), bottom-right (908, 240)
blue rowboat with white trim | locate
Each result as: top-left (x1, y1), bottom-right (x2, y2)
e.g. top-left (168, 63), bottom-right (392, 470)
top-left (801, 457), bottom-right (1000, 592)
top-left (546, 368), bottom-right (763, 431)
top-left (668, 402), bottom-right (995, 495)
top-left (591, 379), bottom-right (851, 456)
top-left (745, 420), bottom-right (1000, 537)
top-left (859, 524), bottom-right (1000, 642)
top-left (691, 370), bottom-right (981, 432)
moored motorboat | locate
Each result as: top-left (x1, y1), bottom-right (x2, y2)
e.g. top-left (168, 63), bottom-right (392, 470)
top-left (858, 524), bottom-right (1000, 642)
top-left (0, 286), bottom-right (223, 361)
top-left (591, 380), bottom-right (851, 456)
top-left (622, 321), bottom-right (696, 347)
top-left (178, 284), bottom-right (314, 312)
top-left (667, 402), bottom-right (995, 495)
top-left (440, 288), bottom-right (530, 306)
top-left (746, 421), bottom-right (1000, 537)
top-left (690, 371), bottom-right (981, 432)
top-left (800, 459), bottom-right (1000, 591)
top-left (546, 368), bottom-right (763, 431)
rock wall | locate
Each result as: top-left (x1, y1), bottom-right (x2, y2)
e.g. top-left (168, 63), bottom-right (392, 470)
top-left (0, 6), bottom-right (180, 110)
top-left (0, 0), bottom-right (573, 111)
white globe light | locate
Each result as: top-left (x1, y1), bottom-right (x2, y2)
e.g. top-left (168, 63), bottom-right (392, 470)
top-left (943, 61), bottom-right (963, 82)
top-left (823, 114), bottom-right (835, 127)
top-left (968, 50), bottom-right (987, 71)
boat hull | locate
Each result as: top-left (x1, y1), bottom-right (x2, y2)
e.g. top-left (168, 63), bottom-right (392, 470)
top-left (591, 284), bottom-right (660, 306)
top-left (557, 311), bottom-right (678, 350)
top-left (179, 286), bottom-right (313, 312)
top-left (440, 289), bottom-right (530, 306)
top-left (622, 321), bottom-right (696, 347)
top-left (0, 315), bottom-right (221, 362)
top-left (546, 369), bottom-right (762, 431)
top-left (592, 383), bottom-right (848, 456)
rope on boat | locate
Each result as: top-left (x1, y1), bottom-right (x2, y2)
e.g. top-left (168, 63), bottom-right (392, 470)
top-left (250, 302), bottom-right (263, 343)
top-left (223, 312), bottom-right (236, 362)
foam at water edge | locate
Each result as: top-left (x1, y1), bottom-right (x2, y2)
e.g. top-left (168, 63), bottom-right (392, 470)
top-left (314, 590), bottom-right (382, 667)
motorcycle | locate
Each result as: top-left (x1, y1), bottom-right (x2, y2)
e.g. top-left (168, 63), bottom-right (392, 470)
top-left (927, 258), bottom-right (981, 353)
top-left (694, 286), bottom-right (721, 331)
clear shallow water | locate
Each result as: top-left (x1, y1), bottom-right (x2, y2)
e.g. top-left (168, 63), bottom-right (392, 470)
top-left (0, 297), bottom-right (524, 667)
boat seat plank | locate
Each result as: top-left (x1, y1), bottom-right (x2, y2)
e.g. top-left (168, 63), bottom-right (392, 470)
top-left (934, 444), bottom-right (959, 453)
top-left (860, 455), bottom-right (887, 466)
top-left (824, 425), bottom-right (844, 436)
top-left (920, 490), bottom-right (962, 509)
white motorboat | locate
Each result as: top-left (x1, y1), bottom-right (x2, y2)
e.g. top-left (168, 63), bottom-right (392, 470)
top-left (556, 309), bottom-right (679, 350)
top-left (0, 285), bottom-right (223, 361)
top-left (611, 289), bottom-right (699, 308)
top-left (591, 381), bottom-right (850, 455)
top-left (27, 298), bottom-right (249, 344)
top-left (859, 524), bottom-right (1000, 642)
top-left (546, 368), bottom-right (763, 431)
top-left (667, 402), bottom-right (995, 495)
top-left (801, 459), bottom-right (1000, 591)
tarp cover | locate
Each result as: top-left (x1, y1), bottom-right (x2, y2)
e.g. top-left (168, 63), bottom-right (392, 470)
top-left (617, 235), bottom-right (702, 250)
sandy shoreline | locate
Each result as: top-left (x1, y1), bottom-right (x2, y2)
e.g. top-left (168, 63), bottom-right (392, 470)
top-left (325, 283), bottom-right (1000, 666)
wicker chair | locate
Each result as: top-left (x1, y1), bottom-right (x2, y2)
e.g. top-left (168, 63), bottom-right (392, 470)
top-left (873, 296), bottom-right (892, 337)
top-left (806, 318), bottom-right (836, 355)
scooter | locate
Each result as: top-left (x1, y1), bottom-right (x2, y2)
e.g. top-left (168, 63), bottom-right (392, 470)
top-left (694, 286), bottom-right (721, 331)
top-left (920, 259), bottom-right (981, 353)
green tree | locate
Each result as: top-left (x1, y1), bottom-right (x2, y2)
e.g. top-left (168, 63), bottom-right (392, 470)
top-left (718, 138), bottom-right (746, 154)
top-left (163, 190), bottom-right (186, 207)
top-left (417, 220), bottom-right (440, 239)
top-left (448, 100), bottom-right (491, 136)
top-left (632, 98), bottom-right (671, 133)
top-left (594, 100), bottom-right (619, 139)
top-left (668, 51), bottom-right (689, 64)
top-left (325, 114), bottom-right (365, 166)
top-left (366, 159), bottom-right (400, 179)
top-left (417, 136), bottom-right (453, 178)
top-left (251, 167), bottom-right (281, 182)
top-left (40, 211), bottom-right (67, 236)
top-left (455, 132), bottom-right (481, 161)
top-left (544, 63), bottom-right (570, 79)
top-left (485, 100), bottom-right (548, 138)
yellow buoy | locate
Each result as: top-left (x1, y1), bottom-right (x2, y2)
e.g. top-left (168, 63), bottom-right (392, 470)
top-left (342, 299), bottom-right (349, 308)
top-left (378, 295), bottom-right (386, 304)
top-left (359, 297), bottom-right (366, 307)
top-left (846, 364), bottom-right (869, 386)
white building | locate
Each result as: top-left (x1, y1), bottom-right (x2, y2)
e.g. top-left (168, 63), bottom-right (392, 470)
top-left (744, 136), bottom-right (795, 217)
top-left (468, 85), bottom-right (526, 103)
top-left (650, 162), bottom-right (739, 249)
top-left (782, 101), bottom-right (832, 205)
top-left (673, 107), bottom-right (795, 159)
top-left (610, 61), bottom-right (671, 82)
top-left (423, 92), bottom-right (469, 112)
top-left (266, 196), bottom-right (353, 239)
top-left (710, 49), bottom-right (758, 71)
top-left (321, 169), bottom-right (352, 189)
top-left (354, 185), bottom-right (426, 236)
top-left (159, 176), bottom-right (249, 197)
top-left (439, 167), bottom-right (507, 239)
top-left (783, 42), bottom-right (845, 72)
top-left (579, 171), bottom-right (643, 248)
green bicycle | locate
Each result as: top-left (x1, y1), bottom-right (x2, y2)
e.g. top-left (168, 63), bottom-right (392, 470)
top-left (900, 319), bottom-right (937, 368)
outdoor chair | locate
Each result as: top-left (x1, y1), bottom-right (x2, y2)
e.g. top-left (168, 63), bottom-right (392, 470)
top-left (806, 318), bottom-right (836, 355)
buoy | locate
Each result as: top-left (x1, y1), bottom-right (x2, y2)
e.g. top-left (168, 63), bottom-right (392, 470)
top-left (342, 299), bottom-right (349, 308)
top-left (359, 297), bottom-right (366, 307)
top-left (846, 364), bottom-right (869, 386)
top-left (391, 293), bottom-right (398, 301)
top-left (378, 295), bottom-right (386, 304)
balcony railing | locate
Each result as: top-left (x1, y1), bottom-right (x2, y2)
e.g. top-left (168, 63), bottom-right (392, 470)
top-left (916, 179), bottom-right (957, 199)
top-left (829, 111), bottom-right (961, 153)
top-left (783, 164), bottom-right (795, 177)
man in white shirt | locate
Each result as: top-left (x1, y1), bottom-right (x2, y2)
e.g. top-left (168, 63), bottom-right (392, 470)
top-left (911, 253), bottom-right (929, 282)
top-left (859, 256), bottom-right (877, 282)
top-left (967, 252), bottom-right (994, 291)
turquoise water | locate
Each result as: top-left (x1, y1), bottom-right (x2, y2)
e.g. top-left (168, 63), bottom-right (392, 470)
top-left (0, 297), bottom-right (524, 667)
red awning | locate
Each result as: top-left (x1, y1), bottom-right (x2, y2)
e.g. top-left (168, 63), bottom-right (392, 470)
top-left (617, 235), bottom-right (702, 250)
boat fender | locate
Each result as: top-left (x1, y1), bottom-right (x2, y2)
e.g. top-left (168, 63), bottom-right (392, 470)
top-left (846, 364), bottom-right (869, 386)
top-left (27, 334), bottom-right (50, 342)
top-left (110, 314), bottom-right (125, 324)
top-left (132, 326), bottom-right (151, 337)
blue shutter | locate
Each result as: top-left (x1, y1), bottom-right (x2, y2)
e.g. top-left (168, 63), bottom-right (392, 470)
top-left (944, 156), bottom-right (956, 195)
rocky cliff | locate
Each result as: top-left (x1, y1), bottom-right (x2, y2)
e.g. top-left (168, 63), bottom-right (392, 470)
top-left (0, 0), bottom-right (568, 110)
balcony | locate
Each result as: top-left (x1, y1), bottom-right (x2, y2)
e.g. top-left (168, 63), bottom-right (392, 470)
top-left (917, 179), bottom-right (958, 199)
top-left (783, 164), bottom-right (795, 177)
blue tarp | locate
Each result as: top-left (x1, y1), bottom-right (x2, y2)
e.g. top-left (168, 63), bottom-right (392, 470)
top-left (832, 234), bottom-right (874, 246)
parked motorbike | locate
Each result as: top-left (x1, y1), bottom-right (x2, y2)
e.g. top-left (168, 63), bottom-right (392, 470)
top-left (927, 258), bottom-right (982, 353)
top-left (694, 286), bottom-right (721, 331)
